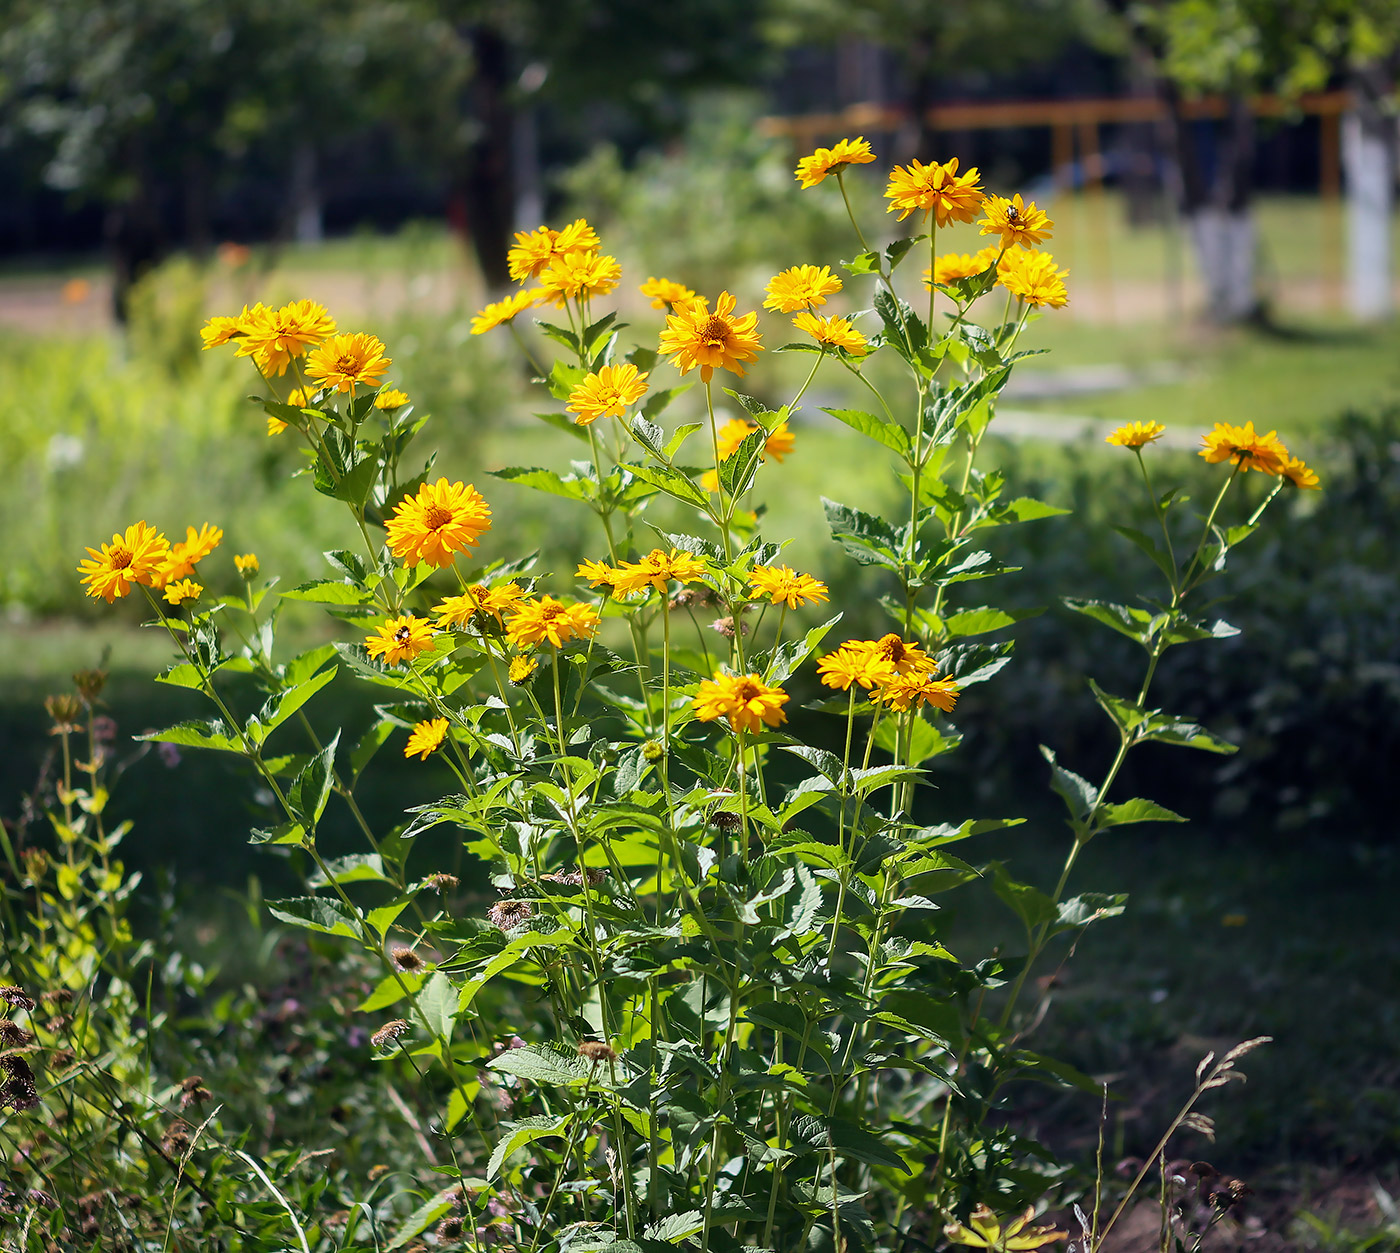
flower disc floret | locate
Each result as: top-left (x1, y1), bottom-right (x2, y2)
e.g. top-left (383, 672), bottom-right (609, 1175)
top-left (77, 521), bottom-right (170, 603)
top-left (611, 549), bottom-right (710, 597)
top-left (386, 478), bottom-right (492, 568)
top-left (404, 718), bottom-right (449, 761)
top-left (692, 672), bottom-right (790, 734)
top-left (567, 364), bottom-right (648, 426)
top-left (748, 565), bottom-right (829, 608)
top-left (305, 332), bottom-right (391, 393)
top-left (1105, 421), bottom-right (1166, 449)
top-left (885, 157), bottom-right (984, 225)
top-left (639, 276), bottom-right (698, 309)
top-left (1199, 422), bottom-right (1288, 475)
top-left (471, 290), bottom-right (537, 335)
top-left (506, 597), bottom-right (601, 649)
top-left (794, 136), bottom-right (876, 188)
top-left (365, 615), bottom-right (435, 667)
top-left (658, 291), bottom-right (763, 382)
top-left (763, 264), bottom-right (843, 313)
top-left (791, 311), bottom-right (867, 355)
top-left (996, 250), bottom-right (1069, 309)
top-left (978, 193), bottom-right (1053, 249)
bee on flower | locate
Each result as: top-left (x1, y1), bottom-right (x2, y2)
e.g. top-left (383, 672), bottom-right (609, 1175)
top-left (364, 615), bottom-right (435, 667)
top-left (978, 193), bottom-right (1053, 250)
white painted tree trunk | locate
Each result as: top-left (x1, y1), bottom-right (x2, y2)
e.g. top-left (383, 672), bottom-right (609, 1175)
top-left (1187, 208), bottom-right (1257, 321)
top-left (1342, 110), bottom-right (1393, 321)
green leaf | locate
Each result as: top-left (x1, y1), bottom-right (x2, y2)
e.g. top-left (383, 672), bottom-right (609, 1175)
top-left (719, 427), bottom-right (766, 499)
top-left (842, 250), bottom-right (881, 276)
top-left (643, 384), bottom-right (692, 422)
top-left (873, 713), bottom-right (960, 767)
top-left (1063, 597), bottom-right (1158, 645)
top-left (282, 580), bottom-right (375, 606)
top-left (1112, 524), bottom-right (1178, 583)
top-left (823, 497), bottom-right (902, 571)
top-left (991, 863), bottom-right (1058, 932)
top-left (940, 606), bottom-right (1042, 638)
top-left (251, 665), bottom-right (337, 743)
top-left (645, 1211), bottom-right (706, 1243)
top-left (417, 971), bottom-right (458, 1043)
top-left (290, 731), bottom-right (340, 832)
top-left (822, 407), bottom-right (910, 456)
top-left (1097, 798), bottom-right (1187, 829)
top-left (155, 662), bottom-right (207, 690)
top-left (626, 462), bottom-right (709, 508)
top-left (309, 853), bottom-right (389, 887)
top-left (885, 235), bottom-right (924, 270)
top-left (487, 1114), bottom-right (572, 1180)
top-left (135, 719), bottom-right (242, 754)
top-left (766, 615), bottom-right (840, 685)
top-left (1138, 715), bottom-right (1238, 754)
top-left (488, 1044), bottom-right (595, 1086)
top-left (268, 896), bottom-right (361, 939)
top-left (1039, 745), bottom-right (1097, 821)
top-left (491, 466), bottom-right (590, 500)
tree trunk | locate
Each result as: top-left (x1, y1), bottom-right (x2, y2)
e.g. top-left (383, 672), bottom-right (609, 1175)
top-left (290, 141), bottom-right (324, 245)
top-left (460, 23), bottom-right (515, 289)
top-left (106, 140), bottom-right (163, 324)
top-left (1343, 63), bottom-right (1396, 321)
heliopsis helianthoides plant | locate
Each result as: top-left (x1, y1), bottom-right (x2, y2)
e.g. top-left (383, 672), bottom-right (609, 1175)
top-left (70, 140), bottom-right (1320, 1253)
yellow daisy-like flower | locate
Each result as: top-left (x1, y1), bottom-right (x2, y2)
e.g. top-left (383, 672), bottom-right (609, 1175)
top-left (157, 523), bottom-right (223, 585)
top-left (364, 615), bottom-right (435, 667)
top-left (748, 565), bottom-right (829, 609)
top-left (567, 363), bottom-right (649, 426)
top-left (506, 220), bottom-right (601, 283)
top-left (715, 418), bottom-right (794, 463)
top-left (234, 300), bottom-right (337, 376)
top-left (376, 388), bottom-right (410, 410)
top-left (433, 582), bottom-right (525, 630)
top-left (1198, 422), bottom-right (1288, 475)
top-left (508, 655), bottom-right (538, 684)
top-left (305, 331), bottom-right (391, 393)
top-left (534, 251), bottom-right (622, 307)
top-left (763, 264), bottom-right (842, 314)
top-left (794, 136), bottom-right (876, 188)
top-left (385, 478), bottom-right (492, 568)
top-left (1280, 454), bottom-right (1320, 489)
top-left (885, 157), bottom-right (984, 225)
top-left (944, 1204), bottom-right (1067, 1251)
top-left (978, 193), bottom-right (1053, 249)
top-left (923, 246), bottom-right (1001, 289)
top-left (267, 416), bottom-right (289, 436)
top-left (506, 597), bottom-right (601, 650)
top-left (404, 717), bottom-right (449, 761)
top-left (871, 670), bottom-right (960, 713)
top-left (163, 578), bottom-right (202, 607)
top-left (234, 553), bottom-right (259, 578)
top-left (817, 644), bottom-right (895, 692)
top-left (692, 672), bottom-right (790, 735)
top-left (639, 276), bottom-right (698, 310)
top-left (470, 289), bottom-right (537, 336)
top-left (853, 634), bottom-right (935, 676)
top-left (199, 312), bottom-right (244, 350)
top-left (1105, 421), bottom-right (1166, 449)
top-left (791, 311), bottom-right (868, 355)
top-left (658, 291), bottom-right (763, 383)
top-left (576, 559), bottom-right (622, 590)
top-left (611, 549), bottom-right (711, 598)
top-left (996, 249), bottom-right (1069, 309)
top-left (77, 521), bottom-right (170, 603)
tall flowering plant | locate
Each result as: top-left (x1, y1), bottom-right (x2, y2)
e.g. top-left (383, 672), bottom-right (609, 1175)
top-left (65, 140), bottom-right (1318, 1252)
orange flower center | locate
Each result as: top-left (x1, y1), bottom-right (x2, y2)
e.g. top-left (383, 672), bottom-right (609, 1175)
top-left (335, 355), bottom-right (358, 374)
top-left (735, 680), bottom-right (761, 702)
top-left (700, 316), bottom-right (730, 344)
top-left (540, 604), bottom-right (565, 620)
top-left (110, 547), bottom-right (133, 571)
top-left (879, 639), bottom-right (906, 662)
top-left (423, 505), bottom-right (453, 530)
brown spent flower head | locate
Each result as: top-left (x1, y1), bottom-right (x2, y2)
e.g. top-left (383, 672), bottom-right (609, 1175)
top-left (0, 1020), bottom-right (34, 1048)
top-left (180, 1080), bottom-right (213, 1111)
top-left (424, 873), bottom-right (460, 893)
top-left (48, 1048), bottom-right (77, 1072)
top-left (390, 946), bottom-right (423, 972)
top-left (487, 899), bottom-right (534, 931)
top-left (371, 1020), bottom-right (411, 1049)
top-left (45, 693), bottom-right (84, 733)
top-left (577, 1040), bottom-right (618, 1064)
top-left (161, 1123), bottom-right (193, 1157)
top-left (436, 1215), bottom-right (466, 1242)
top-left (0, 987), bottom-right (36, 1013)
top-left (541, 867), bottom-right (606, 888)
top-left (73, 668), bottom-right (108, 703)
top-left (41, 988), bottom-right (74, 1006)
top-left (0, 1058), bottom-right (39, 1111)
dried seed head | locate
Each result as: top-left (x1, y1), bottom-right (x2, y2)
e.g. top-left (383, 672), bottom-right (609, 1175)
top-left (390, 946), bottom-right (423, 972)
top-left (711, 809), bottom-right (741, 831)
top-left (40, 989), bottom-right (73, 1007)
top-left (20, 850), bottom-right (47, 882)
top-left (371, 1020), bottom-right (411, 1050)
top-left (72, 668), bottom-right (108, 703)
top-left (436, 1215), bottom-right (465, 1241)
top-left (424, 873), bottom-right (459, 893)
top-left (48, 1049), bottom-right (76, 1072)
top-left (25, 1188), bottom-right (56, 1209)
top-left (669, 586), bottom-right (713, 611)
top-left (0, 1020), bottom-right (34, 1048)
top-left (44, 693), bottom-right (84, 732)
top-left (46, 1014), bottom-right (72, 1034)
top-left (487, 899), bottom-right (533, 931)
top-left (0, 1060), bottom-right (39, 1111)
top-left (161, 1123), bottom-right (192, 1156)
top-left (541, 867), bottom-right (606, 888)
top-left (710, 616), bottom-right (739, 638)
top-left (180, 1083), bottom-right (212, 1111)
top-left (576, 1040), bottom-right (617, 1064)
top-left (0, 987), bottom-right (36, 1013)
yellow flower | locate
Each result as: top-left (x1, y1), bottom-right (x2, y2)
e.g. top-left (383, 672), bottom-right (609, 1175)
top-left (534, 251), bottom-right (622, 306)
top-left (639, 276), bottom-right (698, 309)
top-left (507, 219), bottom-right (601, 283)
top-left (157, 523), bottom-right (223, 585)
top-left (506, 597), bottom-right (601, 649)
top-left (508, 655), bottom-right (538, 685)
top-left (78, 521), bottom-right (170, 603)
top-left (924, 247), bottom-right (1001, 289)
top-left (375, 388), bottom-right (410, 410)
top-left (871, 670), bottom-right (960, 713)
top-left (364, 615), bottom-right (435, 667)
top-left (1198, 422), bottom-right (1288, 475)
top-left (470, 290), bottom-right (537, 335)
top-left (305, 332), bottom-right (391, 393)
top-left (978, 193), bottom-right (1053, 249)
top-left (385, 478), bottom-right (492, 568)
top-left (163, 578), bottom-right (202, 607)
top-left (234, 300), bottom-right (337, 376)
top-left (763, 264), bottom-right (842, 313)
top-left (885, 157), bottom-right (984, 225)
top-left (267, 416), bottom-right (289, 436)
top-left (567, 363), bottom-right (649, 426)
top-left (611, 549), bottom-right (710, 598)
top-left (791, 311), bottom-right (868, 355)
top-left (234, 553), bottom-right (259, 578)
top-left (996, 249), bottom-right (1069, 309)
top-left (658, 291), bottom-right (763, 383)
top-left (404, 717), bottom-right (449, 761)
top-left (794, 136), bottom-right (876, 188)
top-left (748, 565), bottom-right (829, 608)
top-left (853, 634), bottom-right (935, 676)
top-left (692, 672), bottom-right (789, 734)
top-left (944, 1204), bottom-right (1067, 1251)
top-left (816, 645), bottom-right (895, 691)
top-left (1280, 454), bottom-right (1320, 489)
top-left (199, 312), bottom-right (244, 349)
top-left (715, 418), bottom-right (794, 463)
top-left (576, 559), bottom-right (622, 590)
top-left (1105, 421), bottom-right (1166, 449)
top-left (434, 581), bottom-right (525, 628)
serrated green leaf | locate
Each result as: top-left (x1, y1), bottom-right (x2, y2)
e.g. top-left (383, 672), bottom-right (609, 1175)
top-left (822, 407), bottom-right (911, 456)
top-left (1097, 798), bottom-right (1187, 829)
